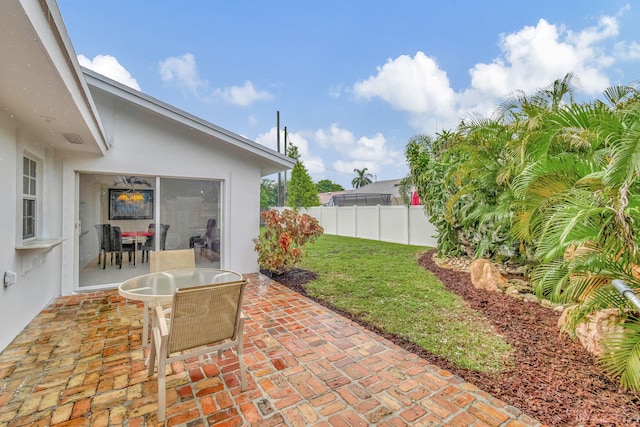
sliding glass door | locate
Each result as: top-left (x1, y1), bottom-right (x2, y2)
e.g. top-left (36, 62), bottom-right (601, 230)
top-left (78, 173), bottom-right (221, 289)
top-left (158, 178), bottom-right (221, 265)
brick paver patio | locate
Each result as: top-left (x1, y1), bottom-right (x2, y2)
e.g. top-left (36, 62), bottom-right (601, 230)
top-left (0, 274), bottom-right (544, 426)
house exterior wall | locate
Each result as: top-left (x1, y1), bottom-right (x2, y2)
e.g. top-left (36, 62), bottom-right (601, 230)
top-left (0, 112), bottom-right (65, 351)
top-left (0, 1), bottom-right (291, 354)
top-left (60, 89), bottom-right (262, 295)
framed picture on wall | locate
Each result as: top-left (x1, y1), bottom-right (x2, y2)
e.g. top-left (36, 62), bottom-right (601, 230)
top-left (108, 189), bottom-right (154, 220)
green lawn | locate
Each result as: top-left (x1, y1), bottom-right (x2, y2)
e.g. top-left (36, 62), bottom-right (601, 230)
top-left (296, 234), bottom-right (513, 373)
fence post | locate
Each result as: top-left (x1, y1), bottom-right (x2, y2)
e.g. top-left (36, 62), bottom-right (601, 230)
top-left (377, 205), bottom-right (381, 240)
top-left (406, 205), bottom-right (410, 244)
top-left (354, 205), bottom-right (358, 238)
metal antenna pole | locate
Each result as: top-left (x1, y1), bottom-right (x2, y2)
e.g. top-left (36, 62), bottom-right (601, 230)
top-left (277, 111), bottom-right (281, 206)
top-left (283, 126), bottom-right (288, 205)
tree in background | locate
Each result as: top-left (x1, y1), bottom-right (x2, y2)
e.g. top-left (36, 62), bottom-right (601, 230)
top-left (352, 167), bottom-right (373, 188)
top-left (286, 144), bottom-right (320, 208)
top-left (316, 179), bottom-right (344, 193)
top-left (260, 178), bottom-right (277, 210)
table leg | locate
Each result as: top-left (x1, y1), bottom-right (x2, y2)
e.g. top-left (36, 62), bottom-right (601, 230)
top-left (142, 300), bottom-right (149, 347)
top-left (133, 235), bottom-right (138, 266)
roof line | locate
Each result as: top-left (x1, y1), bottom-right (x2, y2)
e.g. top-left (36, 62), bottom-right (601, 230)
top-left (82, 68), bottom-right (294, 167)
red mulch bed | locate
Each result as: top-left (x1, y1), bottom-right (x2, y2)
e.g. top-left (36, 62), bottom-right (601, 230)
top-left (270, 249), bottom-right (640, 426)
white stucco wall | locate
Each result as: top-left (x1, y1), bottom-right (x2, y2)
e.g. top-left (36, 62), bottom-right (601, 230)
top-left (0, 112), bottom-right (64, 351)
top-left (60, 88), bottom-right (263, 295)
top-left (0, 74), bottom-right (286, 352)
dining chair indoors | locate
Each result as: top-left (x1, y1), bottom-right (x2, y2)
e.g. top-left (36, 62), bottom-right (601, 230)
top-left (147, 280), bottom-right (248, 422)
top-left (141, 224), bottom-right (170, 263)
top-left (95, 224), bottom-right (111, 267)
top-left (104, 226), bottom-right (124, 269)
top-left (189, 218), bottom-right (219, 261)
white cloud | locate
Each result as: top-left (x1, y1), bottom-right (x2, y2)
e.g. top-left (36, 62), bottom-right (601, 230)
top-left (213, 81), bottom-right (272, 106)
top-left (352, 12), bottom-right (635, 133)
top-left (615, 41), bottom-right (640, 60)
top-left (78, 54), bottom-right (141, 91)
top-left (256, 123), bottom-right (401, 182)
top-left (254, 127), bottom-right (279, 151)
top-left (159, 53), bottom-right (272, 106)
top-left (255, 127), bottom-right (325, 176)
top-left (314, 123), bottom-right (355, 148)
top-left (313, 123), bottom-right (402, 177)
top-left (328, 83), bottom-right (343, 98)
top-left (158, 53), bottom-right (204, 93)
top-left (469, 18), bottom-right (615, 98)
top-left (353, 52), bottom-right (457, 117)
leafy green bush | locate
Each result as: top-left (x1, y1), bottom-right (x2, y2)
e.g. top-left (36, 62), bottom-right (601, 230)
top-left (253, 209), bottom-right (323, 274)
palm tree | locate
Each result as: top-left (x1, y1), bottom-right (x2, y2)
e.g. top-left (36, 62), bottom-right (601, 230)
top-left (511, 82), bottom-right (640, 391)
top-left (403, 77), bottom-right (640, 390)
top-left (351, 168), bottom-right (373, 189)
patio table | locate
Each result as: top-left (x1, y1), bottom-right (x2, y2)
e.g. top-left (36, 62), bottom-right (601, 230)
top-left (119, 268), bottom-right (244, 346)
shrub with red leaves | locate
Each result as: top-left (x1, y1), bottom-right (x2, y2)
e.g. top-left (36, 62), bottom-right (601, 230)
top-left (253, 209), bottom-right (323, 275)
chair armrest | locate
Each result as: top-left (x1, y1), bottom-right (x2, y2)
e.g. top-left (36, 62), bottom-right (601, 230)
top-left (154, 305), bottom-right (169, 337)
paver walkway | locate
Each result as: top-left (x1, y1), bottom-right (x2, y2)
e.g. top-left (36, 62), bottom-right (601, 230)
top-left (0, 274), bottom-right (544, 426)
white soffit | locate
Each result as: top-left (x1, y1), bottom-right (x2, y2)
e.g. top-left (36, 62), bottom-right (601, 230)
top-left (0, 0), bottom-right (107, 154)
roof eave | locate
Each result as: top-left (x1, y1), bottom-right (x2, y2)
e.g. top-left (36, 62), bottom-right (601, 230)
top-left (83, 68), bottom-right (294, 173)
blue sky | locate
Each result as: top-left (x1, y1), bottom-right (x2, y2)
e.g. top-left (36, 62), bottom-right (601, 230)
top-left (57, 1), bottom-right (640, 188)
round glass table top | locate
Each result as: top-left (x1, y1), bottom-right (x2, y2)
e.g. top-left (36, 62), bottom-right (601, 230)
top-left (118, 268), bottom-right (244, 304)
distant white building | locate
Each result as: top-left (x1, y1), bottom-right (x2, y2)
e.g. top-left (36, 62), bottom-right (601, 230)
top-left (320, 179), bottom-right (404, 206)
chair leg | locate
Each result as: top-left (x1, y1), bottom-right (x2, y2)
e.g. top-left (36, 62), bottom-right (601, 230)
top-left (237, 318), bottom-right (247, 391)
top-left (142, 302), bottom-right (150, 348)
top-left (147, 339), bottom-right (157, 376)
top-left (157, 356), bottom-right (167, 422)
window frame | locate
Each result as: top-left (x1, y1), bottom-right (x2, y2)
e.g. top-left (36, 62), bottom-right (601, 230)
top-left (21, 154), bottom-right (39, 241)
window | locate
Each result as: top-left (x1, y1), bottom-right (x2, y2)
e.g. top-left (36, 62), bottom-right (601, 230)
top-left (22, 156), bottom-right (37, 239)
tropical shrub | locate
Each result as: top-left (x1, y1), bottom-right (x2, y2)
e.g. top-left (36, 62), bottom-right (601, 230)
top-left (403, 74), bottom-right (640, 390)
top-left (253, 209), bottom-right (323, 275)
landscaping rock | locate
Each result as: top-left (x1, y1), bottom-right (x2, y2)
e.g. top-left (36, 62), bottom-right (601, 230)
top-left (574, 308), bottom-right (626, 357)
top-left (558, 306), bottom-right (626, 356)
top-left (505, 279), bottom-right (531, 294)
top-left (469, 259), bottom-right (507, 292)
top-left (418, 250), bottom-right (640, 426)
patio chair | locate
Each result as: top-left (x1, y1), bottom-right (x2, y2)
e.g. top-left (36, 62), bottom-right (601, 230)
top-left (149, 248), bottom-right (194, 273)
top-left (148, 280), bottom-right (248, 422)
top-left (140, 249), bottom-right (196, 347)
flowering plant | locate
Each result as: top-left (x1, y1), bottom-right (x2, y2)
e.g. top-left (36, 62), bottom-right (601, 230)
top-left (253, 209), bottom-right (323, 275)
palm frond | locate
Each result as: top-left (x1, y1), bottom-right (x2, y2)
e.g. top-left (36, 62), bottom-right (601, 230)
top-left (600, 317), bottom-right (640, 391)
top-left (530, 258), bottom-right (570, 302)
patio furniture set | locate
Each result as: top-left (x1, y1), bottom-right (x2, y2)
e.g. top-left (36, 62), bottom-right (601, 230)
top-left (117, 248), bottom-right (246, 422)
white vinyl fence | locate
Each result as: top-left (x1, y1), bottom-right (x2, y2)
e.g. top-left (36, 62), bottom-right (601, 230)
top-left (290, 205), bottom-right (438, 248)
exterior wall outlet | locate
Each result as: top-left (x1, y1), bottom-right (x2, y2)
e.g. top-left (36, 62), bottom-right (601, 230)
top-left (4, 271), bottom-right (17, 287)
